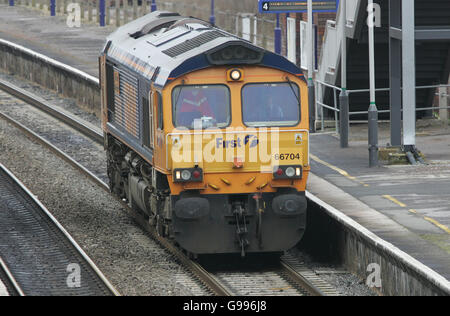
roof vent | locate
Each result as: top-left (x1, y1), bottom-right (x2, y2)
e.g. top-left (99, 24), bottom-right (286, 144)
top-left (162, 31), bottom-right (227, 57)
top-left (158, 12), bottom-right (181, 18)
top-left (130, 16), bottom-right (184, 39)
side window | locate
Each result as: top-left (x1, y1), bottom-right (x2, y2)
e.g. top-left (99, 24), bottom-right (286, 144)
top-left (157, 92), bottom-right (163, 130)
top-left (106, 64), bottom-right (115, 120)
top-left (142, 96), bottom-right (151, 148)
top-left (149, 91), bottom-right (154, 148)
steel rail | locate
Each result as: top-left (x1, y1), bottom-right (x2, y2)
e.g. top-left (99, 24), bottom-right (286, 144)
top-left (0, 162), bottom-right (120, 296)
top-left (0, 79), bottom-right (103, 144)
top-left (279, 261), bottom-right (325, 296)
top-left (0, 257), bottom-right (25, 296)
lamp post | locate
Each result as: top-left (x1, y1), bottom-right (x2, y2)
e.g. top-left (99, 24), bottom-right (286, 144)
top-left (339, 0), bottom-right (349, 148)
top-left (368, 0), bottom-right (379, 167)
top-left (274, 14), bottom-right (281, 54)
top-left (50, 0), bottom-right (56, 16)
top-left (99, 0), bottom-right (105, 27)
top-left (308, 0), bottom-right (316, 133)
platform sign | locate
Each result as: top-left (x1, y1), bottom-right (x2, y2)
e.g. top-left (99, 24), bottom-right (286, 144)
top-left (259, 0), bottom-right (339, 14)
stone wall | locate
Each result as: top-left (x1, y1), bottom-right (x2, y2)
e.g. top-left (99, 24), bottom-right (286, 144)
top-left (301, 193), bottom-right (450, 296)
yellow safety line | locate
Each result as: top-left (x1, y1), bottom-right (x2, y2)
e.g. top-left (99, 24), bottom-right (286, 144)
top-left (424, 217), bottom-right (450, 234)
top-left (383, 195), bottom-right (408, 208)
top-left (310, 154), bottom-right (357, 180)
top-left (383, 196), bottom-right (450, 234)
top-left (310, 154), bottom-right (369, 186)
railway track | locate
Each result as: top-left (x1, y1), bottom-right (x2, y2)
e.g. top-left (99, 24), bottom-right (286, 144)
top-left (0, 164), bottom-right (119, 296)
top-left (0, 257), bottom-right (23, 296)
top-left (0, 80), bottom-right (340, 296)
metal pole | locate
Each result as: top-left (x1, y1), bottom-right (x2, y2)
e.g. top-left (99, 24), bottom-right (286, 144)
top-left (210, 0), bottom-right (215, 26)
top-left (106, 0), bottom-right (110, 25)
top-left (274, 14), bottom-right (281, 54)
top-left (50, 0), bottom-right (55, 15)
top-left (402, 0), bottom-right (416, 148)
top-left (339, 0), bottom-right (349, 147)
top-left (389, 0), bottom-right (402, 147)
top-left (368, 0), bottom-right (378, 167)
top-left (99, 0), bottom-right (105, 26)
top-left (308, 0), bottom-right (316, 133)
top-left (141, 0), bottom-right (147, 16)
top-left (151, 0), bottom-right (157, 12)
top-left (440, 86), bottom-right (449, 122)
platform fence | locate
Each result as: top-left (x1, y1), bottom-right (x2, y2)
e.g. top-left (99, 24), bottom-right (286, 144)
top-left (315, 80), bottom-right (450, 133)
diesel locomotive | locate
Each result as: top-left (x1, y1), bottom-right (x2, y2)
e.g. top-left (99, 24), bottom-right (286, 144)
top-left (99, 11), bottom-right (310, 256)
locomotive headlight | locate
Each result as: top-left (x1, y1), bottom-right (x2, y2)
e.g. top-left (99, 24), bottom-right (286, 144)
top-left (181, 170), bottom-right (192, 181)
top-left (230, 69), bottom-right (241, 81)
top-left (285, 167), bottom-right (296, 178)
top-left (173, 168), bottom-right (203, 183)
top-left (273, 165), bottom-right (302, 180)
top-left (227, 68), bottom-right (244, 82)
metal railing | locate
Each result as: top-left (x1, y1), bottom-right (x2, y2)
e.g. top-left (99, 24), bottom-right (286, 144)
top-left (315, 80), bottom-right (450, 132)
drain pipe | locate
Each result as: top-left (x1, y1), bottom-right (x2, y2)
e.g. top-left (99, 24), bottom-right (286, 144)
top-left (412, 147), bottom-right (426, 165)
top-left (405, 150), bottom-right (418, 165)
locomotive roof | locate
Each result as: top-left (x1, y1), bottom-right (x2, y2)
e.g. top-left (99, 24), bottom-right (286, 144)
top-left (104, 11), bottom-right (304, 89)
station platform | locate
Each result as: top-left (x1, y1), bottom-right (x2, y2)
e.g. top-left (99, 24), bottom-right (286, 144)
top-left (0, 4), bottom-right (449, 281)
top-left (0, 4), bottom-right (113, 77)
top-left (310, 122), bottom-right (450, 279)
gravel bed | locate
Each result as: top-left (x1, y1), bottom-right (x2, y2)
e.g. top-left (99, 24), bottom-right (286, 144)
top-left (0, 89), bottom-right (107, 182)
top-left (0, 70), bottom-right (102, 128)
top-left (288, 248), bottom-right (378, 296)
top-left (0, 117), bottom-right (208, 296)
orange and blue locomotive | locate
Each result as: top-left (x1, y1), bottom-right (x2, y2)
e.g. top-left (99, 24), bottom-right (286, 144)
top-left (99, 11), bottom-right (310, 256)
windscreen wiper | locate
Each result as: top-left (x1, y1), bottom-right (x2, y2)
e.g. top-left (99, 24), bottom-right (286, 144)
top-left (285, 76), bottom-right (301, 106)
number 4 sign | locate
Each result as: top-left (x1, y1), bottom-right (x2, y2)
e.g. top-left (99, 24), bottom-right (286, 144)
top-left (259, 0), bottom-right (339, 14)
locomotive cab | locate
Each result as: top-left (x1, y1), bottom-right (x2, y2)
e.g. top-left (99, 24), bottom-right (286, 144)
top-left (100, 11), bottom-right (309, 256)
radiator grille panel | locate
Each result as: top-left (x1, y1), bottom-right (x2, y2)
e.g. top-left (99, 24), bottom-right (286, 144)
top-left (113, 68), bottom-right (140, 139)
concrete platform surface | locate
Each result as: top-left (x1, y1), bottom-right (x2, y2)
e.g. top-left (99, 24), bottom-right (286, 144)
top-left (310, 122), bottom-right (450, 279)
top-left (0, 4), bottom-right (114, 77)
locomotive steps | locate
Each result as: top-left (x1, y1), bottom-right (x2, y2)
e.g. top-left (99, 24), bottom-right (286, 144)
top-left (0, 39), bottom-right (449, 296)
